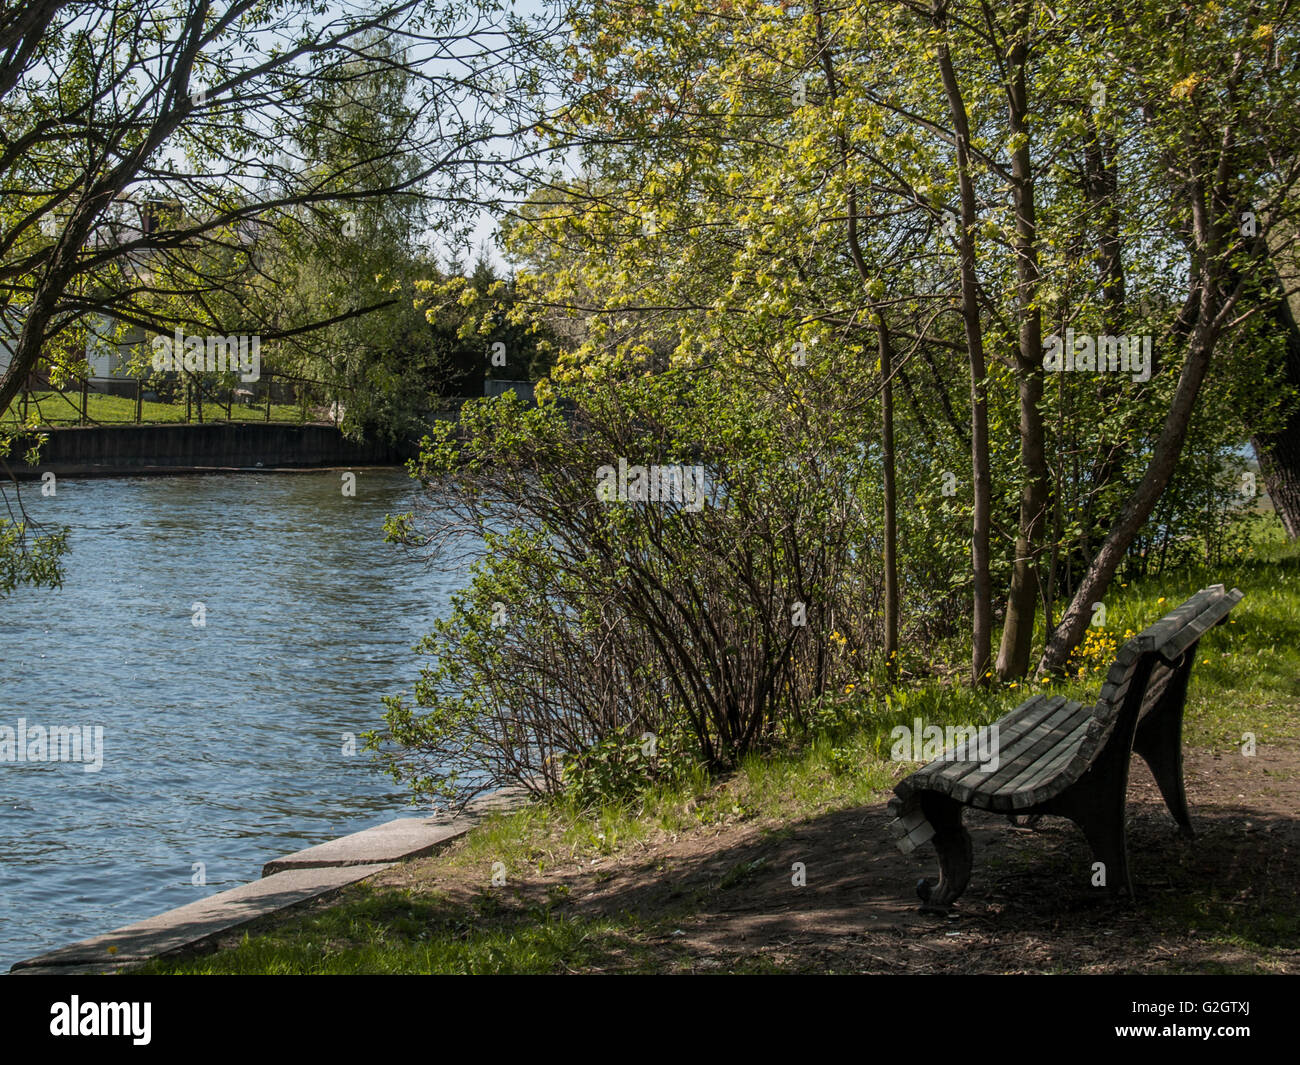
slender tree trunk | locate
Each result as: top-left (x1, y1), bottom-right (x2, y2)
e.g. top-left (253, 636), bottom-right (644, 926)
top-left (815, 0), bottom-right (904, 681)
top-left (1250, 236), bottom-right (1300, 538)
top-left (878, 315), bottom-right (899, 680)
top-left (996, 16), bottom-right (1049, 681)
top-left (1039, 287), bottom-right (1227, 674)
top-left (935, 13), bottom-right (993, 686)
top-left (1254, 419), bottom-right (1300, 539)
top-left (1074, 118), bottom-right (1129, 563)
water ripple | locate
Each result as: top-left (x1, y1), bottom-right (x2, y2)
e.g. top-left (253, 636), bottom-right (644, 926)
top-left (0, 469), bottom-right (461, 969)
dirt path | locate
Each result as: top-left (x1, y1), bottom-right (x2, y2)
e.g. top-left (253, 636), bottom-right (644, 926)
top-left (363, 741), bottom-right (1299, 973)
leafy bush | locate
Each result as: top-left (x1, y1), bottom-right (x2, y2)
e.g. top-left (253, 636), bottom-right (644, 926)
top-left (364, 367), bottom-right (891, 808)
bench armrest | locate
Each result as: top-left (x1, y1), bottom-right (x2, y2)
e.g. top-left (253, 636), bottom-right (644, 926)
top-left (1155, 585), bottom-right (1243, 663)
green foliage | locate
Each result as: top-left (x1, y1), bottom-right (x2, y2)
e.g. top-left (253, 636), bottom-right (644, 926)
top-left (559, 723), bottom-right (698, 811)
top-left (511, 0), bottom-right (1300, 626)
top-left (0, 431), bottom-right (68, 595)
top-left (0, 516), bottom-right (67, 595)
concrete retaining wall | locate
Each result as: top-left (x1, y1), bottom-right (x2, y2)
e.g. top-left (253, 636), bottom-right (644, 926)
top-left (5, 422), bottom-right (412, 478)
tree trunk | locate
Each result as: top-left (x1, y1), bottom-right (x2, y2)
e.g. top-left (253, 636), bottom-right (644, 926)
top-left (935, 22), bottom-right (993, 687)
top-left (1039, 289), bottom-right (1226, 675)
top-left (1250, 237), bottom-right (1300, 538)
top-left (815, 0), bottom-right (904, 682)
top-left (878, 314), bottom-right (899, 680)
top-left (996, 17), bottom-right (1049, 681)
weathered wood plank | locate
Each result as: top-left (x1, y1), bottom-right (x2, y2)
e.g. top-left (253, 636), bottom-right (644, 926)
top-left (982, 702), bottom-right (1094, 804)
top-left (905, 694), bottom-right (1052, 790)
top-left (1012, 732), bottom-right (1092, 808)
top-left (969, 704), bottom-right (1092, 810)
top-left (1157, 591), bottom-right (1239, 662)
top-left (965, 698), bottom-right (1085, 808)
top-left (1096, 672), bottom-right (1134, 712)
top-left (938, 696), bottom-right (1072, 799)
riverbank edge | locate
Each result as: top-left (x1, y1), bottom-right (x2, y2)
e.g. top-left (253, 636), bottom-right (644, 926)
top-left (4, 421), bottom-right (426, 480)
top-left (7, 788), bottom-right (527, 976)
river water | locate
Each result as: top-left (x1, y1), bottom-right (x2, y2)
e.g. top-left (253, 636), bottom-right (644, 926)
top-left (0, 468), bottom-right (462, 970)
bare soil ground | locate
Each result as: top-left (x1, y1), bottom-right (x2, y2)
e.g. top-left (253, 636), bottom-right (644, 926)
top-left (316, 740), bottom-right (1300, 974)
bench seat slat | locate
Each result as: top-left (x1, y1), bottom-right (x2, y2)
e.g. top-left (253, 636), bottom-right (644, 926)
top-left (973, 701), bottom-right (1095, 810)
top-left (1008, 727), bottom-right (1093, 808)
top-left (967, 700), bottom-right (1091, 809)
top-left (1017, 734), bottom-right (1098, 808)
top-left (897, 694), bottom-right (1052, 799)
top-left (1157, 589), bottom-right (1240, 662)
top-left (907, 696), bottom-right (1065, 801)
top-left (926, 696), bottom-right (1061, 781)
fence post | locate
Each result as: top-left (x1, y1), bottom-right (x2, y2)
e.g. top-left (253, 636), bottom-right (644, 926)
top-left (80, 377), bottom-right (88, 424)
top-left (135, 378), bottom-right (142, 423)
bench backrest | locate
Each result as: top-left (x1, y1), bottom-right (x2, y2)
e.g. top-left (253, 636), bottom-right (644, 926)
top-left (1086, 584), bottom-right (1243, 747)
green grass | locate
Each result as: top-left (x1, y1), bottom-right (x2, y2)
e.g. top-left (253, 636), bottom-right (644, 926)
top-left (2, 390), bottom-right (308, 427)
top-left (442, 732), bottom-right (896, 875)
top-left (135, 528), bottom-right (1300, 975)
top-left (132, 885), bottom-right (670, 975)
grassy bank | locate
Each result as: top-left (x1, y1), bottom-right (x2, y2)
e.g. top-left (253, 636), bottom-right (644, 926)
top-left (135, 534), bottom-right (1300, 975)
top-left (2, 390), bottom-right (307, 427)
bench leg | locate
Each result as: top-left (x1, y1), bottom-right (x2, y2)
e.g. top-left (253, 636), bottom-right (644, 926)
top-left (915, 793), bottom-right (973, 913)
top-left (1132, 650), bottom-right (1196, 840)
top-left (1047, 781), bottom-right (1134, 899)
top-left (1076, 803), bottom-right (1133, 899)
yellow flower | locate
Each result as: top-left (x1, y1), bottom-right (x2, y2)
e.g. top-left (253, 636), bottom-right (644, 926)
top-left (1157, 597), bottom-right (1166, 604)
top-left (844, 684), bottom-right (855, 694)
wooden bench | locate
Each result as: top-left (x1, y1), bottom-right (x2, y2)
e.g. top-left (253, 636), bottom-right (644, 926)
top-left (885, 583), bottom-right (1244, 911)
